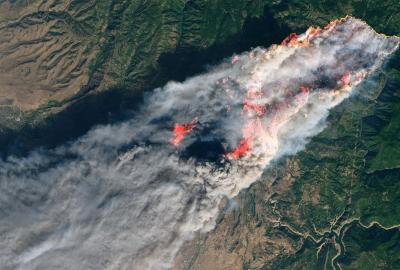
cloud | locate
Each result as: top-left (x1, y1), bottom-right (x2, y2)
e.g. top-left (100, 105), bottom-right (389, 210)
top-left (0, 17), bottom-right (398, 270)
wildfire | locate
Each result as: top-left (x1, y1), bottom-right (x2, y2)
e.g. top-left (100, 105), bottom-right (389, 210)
top-left (168, 16), bottom-right (399, 161)
top-left (226, 85), bottom-right (311, 160)
top-left (281, 33), bottom-right (298, 46)
top-left (226, 139), bottom-right (251, 160)
top-left (170, 118), bottom-right (197, 146)
top-left (280, 17), bottom-right (354, 48)
top-left (340, 72), bottom-right (351, 86)
top-left (231, 55), bottom-right (240, 64)
top-left (243, 100), bottom-right (266, 116)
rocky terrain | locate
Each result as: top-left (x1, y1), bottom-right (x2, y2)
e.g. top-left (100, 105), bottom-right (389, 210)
top-left (0, 0), bottom-right (276, 152)
top-left (173, 51), bottom-right (400, 270)
top-left (2, 0), bottom-right (398, 152)
top-left (1, 1), bottom-right (399, 269)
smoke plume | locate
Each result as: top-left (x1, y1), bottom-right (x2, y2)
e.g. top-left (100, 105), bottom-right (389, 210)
top-left (0, 17), bottom-right (398, 269)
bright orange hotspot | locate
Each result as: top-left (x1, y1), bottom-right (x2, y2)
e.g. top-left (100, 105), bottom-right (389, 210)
top-left (226, 138), bottom-right (252, 160)
top-left (170, 118), bottom-right (197, 146)
top-left (281, 33), bottom-right (298, 46)
top-left (340, 72), bottom-right (351, 86)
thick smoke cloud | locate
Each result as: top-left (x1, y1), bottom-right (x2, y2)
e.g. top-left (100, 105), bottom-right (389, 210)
top-left (0, 17), bottom-right (398, 270)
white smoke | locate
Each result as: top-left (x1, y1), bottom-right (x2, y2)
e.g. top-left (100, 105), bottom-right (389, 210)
top-left (0, 17), bottom-right (398, 270)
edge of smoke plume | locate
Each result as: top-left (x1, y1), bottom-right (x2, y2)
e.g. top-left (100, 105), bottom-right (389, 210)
top-left (0, 16), bottom-right (399, 270)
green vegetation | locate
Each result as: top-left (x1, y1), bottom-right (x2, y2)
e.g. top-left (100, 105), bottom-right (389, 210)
top-left (170, 2), bottom-right (400, 269)
top-left (200, 47), bottom-right (400, 270)
top-left (3, 0), bottom-right (399, 132)
top-left (1, 1), bottom-right (400, 269)
top-left (0, 0), bottom-right (275, 150)
top-left (338, 223), bottom-right (400, 269)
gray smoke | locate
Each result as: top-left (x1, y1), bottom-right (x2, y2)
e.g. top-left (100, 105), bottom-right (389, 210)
top-left (0, 17), bottom-right (398, 270)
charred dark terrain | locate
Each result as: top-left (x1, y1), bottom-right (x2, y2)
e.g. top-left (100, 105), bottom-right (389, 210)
top-left (0, 1), bottom-right (399, 270)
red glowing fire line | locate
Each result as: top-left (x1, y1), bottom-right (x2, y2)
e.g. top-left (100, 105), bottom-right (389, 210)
top-left (170, 17), bottom-right (358, 158)
top-left (169, 118), bottom-right (197, 146)
top-left (226, 85), bottom-right (311, 160)
top-left (281, 33), bottom-right (298, 46)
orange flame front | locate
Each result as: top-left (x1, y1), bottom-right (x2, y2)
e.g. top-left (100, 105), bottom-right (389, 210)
top-left (170, 118), bottom-right (197, 146)
top-left (226, 85), bottom-right (310, 160)
top-left (168, 16), bottom-right (386, 158)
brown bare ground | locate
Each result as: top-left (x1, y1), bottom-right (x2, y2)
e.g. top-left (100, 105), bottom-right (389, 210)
top-left (0, 1), bottom-right (98, 111)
